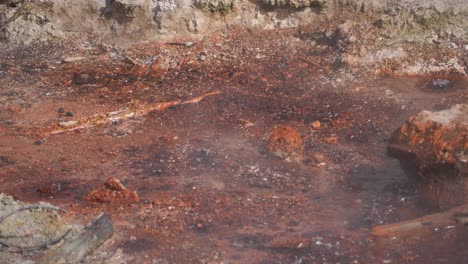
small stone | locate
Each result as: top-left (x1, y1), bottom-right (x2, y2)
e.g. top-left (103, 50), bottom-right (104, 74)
top-left (432, 79), bottom-right (451, 88)
top-left (323, 135), bottom-right (338, 144)
top-left (338, 21), bottom-right (353, 35)
top-left (57, 107), bottom-right (65, 114)
top-left (65, 111), bottom-right (74, 117)
top-left (311, 121), bottom-right (321, 129)
top-left (385, 89), bottom-right (394, 96)
top-left (255, 54), bottom-right (266, 59)
top-left (34, 139), bottom-right (45, 145)
top-left (59, 120), bottom-right (78, 128)
top-left (62, 56), bottom-right (85, 63)
top-left (184, 42), bottom-right (195, 47)
top-left (198, 53), bottom-right (207, 61)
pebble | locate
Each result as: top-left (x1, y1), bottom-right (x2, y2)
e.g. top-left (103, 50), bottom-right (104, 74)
top-left (311, 121), bottom-right (321, 129)
top-left (34, 139), bottom-right (45, 145)
top-left (385, 89), bottom-right (394, 96)
top-left (325, 30), bottom-right (334, 38)
top-left (432, 79), bottom-right (451, 88)
top-left (184, 42), bottom-right (195, 47)
top-left (198, 53), bottom-right (206, 61)
top-left (57, 107), bottom-right (65, 114)
top-left (65, 111), bottom-right (74, 117)
top-left (450, 42), bottom-right (458, 49)
top-left (323, 136), bottom-right (338, 144)
top-left (59, 120), bottom-right (78, 127)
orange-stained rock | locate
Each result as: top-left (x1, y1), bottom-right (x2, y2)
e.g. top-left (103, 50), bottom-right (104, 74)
top-left (267, 126), bottom-right (303, 161)
top-left (85, 177), bottom-right (140, 204)
top-left (388, 104), bottom-right (467, 208)
top-left (310, 120), bottom-right (321, 129)
top-left (323, 135), bottom-right (338, 145)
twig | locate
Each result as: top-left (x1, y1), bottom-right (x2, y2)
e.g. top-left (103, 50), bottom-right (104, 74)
top-left (0, 0), bottom-right (28, 32)
top-left (371, 203), bottom-right (468, 237)
top-left (165, 42), bottom-right (197, 47)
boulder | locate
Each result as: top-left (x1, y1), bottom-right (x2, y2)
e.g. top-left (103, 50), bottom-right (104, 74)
top-left (388, 104), bottom-right (467, 208)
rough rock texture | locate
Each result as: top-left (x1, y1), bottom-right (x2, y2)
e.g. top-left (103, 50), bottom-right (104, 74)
top-left (388, 104), bottom-right (468, 208)
top-left (0, 194), bottom-right (69, 249)
top-left (85, 177), bottom-right (140, 204)
top-left (267, 126), bottom-right (304, 161)
top-left (39, 213), bottom-right (114, 264)
top-left (0, 194), bottom-right (78, 263)
top-left (1, 0), bottom-right (467, 74)
top-left (0, 0), bottom-right (466, 44)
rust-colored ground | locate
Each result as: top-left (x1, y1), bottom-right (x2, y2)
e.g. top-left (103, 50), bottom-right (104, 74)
top-left (0, 29), bottom-right (467, 263)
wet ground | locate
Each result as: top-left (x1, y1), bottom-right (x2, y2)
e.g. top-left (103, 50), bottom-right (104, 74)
top-left (0, 29), bottom-right (467, 263)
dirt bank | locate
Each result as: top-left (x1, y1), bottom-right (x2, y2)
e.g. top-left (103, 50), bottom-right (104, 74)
top-left (1, 0), bottom-right (467, 76)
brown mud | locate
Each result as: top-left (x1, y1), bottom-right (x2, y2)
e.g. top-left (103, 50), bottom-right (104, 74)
top-left (0, 28), bottom-right (467, 263)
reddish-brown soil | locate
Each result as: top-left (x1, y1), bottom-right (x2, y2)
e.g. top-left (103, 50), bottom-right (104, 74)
top-left (0, 29), bottom-right (467, 263)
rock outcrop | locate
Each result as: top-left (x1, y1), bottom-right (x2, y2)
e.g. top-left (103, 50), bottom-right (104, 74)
top-left (1, 0), bottom-right (467, 75)
top-left (388, 104), bottom-right (467, 208)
